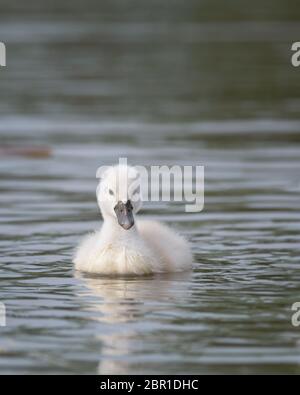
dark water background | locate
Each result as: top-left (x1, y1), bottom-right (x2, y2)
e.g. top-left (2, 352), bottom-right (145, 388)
top-left (0, 0), bottom-right (300, 374)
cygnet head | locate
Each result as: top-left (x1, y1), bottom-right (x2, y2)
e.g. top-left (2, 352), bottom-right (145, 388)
top-left (97, 165), bottom-right (142, 230)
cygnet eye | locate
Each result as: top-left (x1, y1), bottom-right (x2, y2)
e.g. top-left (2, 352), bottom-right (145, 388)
top-left (109, 189), bottom-right (114, 196)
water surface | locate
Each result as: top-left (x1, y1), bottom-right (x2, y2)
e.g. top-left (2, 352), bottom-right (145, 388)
top-left (0, 0), bottom-right (300, 374)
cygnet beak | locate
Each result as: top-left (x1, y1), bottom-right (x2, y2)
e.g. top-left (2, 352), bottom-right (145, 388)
top-left (114, 200), bottom-right (134, 230)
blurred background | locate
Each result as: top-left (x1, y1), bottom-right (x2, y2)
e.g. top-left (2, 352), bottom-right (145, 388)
top-left (0, 0), bottom-right (300, 375)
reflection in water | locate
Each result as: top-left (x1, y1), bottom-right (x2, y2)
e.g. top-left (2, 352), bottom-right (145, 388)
top-left (77, 272), bottom-right (192, 374)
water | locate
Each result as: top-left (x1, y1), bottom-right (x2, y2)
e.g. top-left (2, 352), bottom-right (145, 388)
top-left (1, 1), bottom-right (300, 374)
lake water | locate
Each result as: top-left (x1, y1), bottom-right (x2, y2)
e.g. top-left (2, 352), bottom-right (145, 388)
top-left (0, 0), bottom-right (300, 374)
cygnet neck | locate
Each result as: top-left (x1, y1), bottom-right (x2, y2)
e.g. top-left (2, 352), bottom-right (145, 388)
top-left (101, 215), bottom-right (139, 243)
